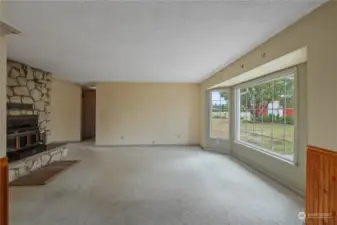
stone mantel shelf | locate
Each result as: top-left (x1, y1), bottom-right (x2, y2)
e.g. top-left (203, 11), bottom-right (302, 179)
top-left (7, 103), bottom-right (34, 110)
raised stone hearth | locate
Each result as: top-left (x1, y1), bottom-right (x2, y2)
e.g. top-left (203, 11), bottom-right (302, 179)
top-left (8, 144), bottom-right (68, 182)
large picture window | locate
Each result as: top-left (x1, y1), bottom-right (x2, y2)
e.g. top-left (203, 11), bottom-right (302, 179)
top-left (210, 90), bottom-right (229, 139)
top-left (236, 71), bottom-right (296, 161)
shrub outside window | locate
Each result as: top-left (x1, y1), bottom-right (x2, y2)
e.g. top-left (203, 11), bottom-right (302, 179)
top-left (236, 71), bottom-right (296, 161)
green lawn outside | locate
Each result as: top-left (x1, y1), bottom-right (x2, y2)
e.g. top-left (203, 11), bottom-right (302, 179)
top-left (210, 118), bottom-right (229, 139)
top-left (241, 122), bottom-right (294, 154)
top-left (211, 118), bottom-right (294, 155)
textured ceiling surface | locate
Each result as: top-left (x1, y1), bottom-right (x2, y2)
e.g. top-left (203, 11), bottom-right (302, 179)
top-left (4, 1), bottom-right (326, 83)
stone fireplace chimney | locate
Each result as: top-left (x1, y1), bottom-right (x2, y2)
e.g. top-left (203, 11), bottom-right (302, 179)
top-left (7, 60), bottom-right (52, 142)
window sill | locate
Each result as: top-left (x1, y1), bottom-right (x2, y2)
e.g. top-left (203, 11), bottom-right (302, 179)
top-left (234, 140), bottom-right (298, 167)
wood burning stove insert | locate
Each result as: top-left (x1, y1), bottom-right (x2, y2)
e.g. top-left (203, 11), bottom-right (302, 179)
top-left (7, 115), bottom-right (46, 162)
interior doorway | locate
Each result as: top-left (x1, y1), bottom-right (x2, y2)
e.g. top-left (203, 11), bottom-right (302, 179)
top-left (81, 88), bottom-right (96, 141)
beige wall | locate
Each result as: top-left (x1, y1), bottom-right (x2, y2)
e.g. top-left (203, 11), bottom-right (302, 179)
top-left (49, 78), bottom-right (82, 143)
top-left (0, 0), bottom-right (5, 157)
top-left (0, 36), bottom-right (6, 157)
top-left (199, 1), bottom-right (337, 195)
top-left (96, 83), bottom-right (199, 146)
top-left (0, 0), bottom-right (6, 157)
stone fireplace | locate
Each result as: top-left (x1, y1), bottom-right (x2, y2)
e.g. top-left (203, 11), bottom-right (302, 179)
top-left (6, 60), bottom-right (52, 161)
top-left (6, 60), bottom-right (69, 181)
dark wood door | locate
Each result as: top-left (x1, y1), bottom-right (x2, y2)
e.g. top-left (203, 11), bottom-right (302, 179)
top-left (306, 145), bottom-right (337, 225)
top-left (82, 89), bottom-right (96, 140)
top-left (0, 157), bottom-right (8, 225)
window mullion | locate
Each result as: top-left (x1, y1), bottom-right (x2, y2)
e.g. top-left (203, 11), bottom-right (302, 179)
top-left (261, 89), bottom-right (264, 147)
top-left (245, 89), bottom-right (248, 140)
top-left (271, 81), bottom-right (275, 150)
top-left (283, 78), bottom-right (287, 154)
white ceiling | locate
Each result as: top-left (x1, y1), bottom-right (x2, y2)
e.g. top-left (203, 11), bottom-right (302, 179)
top-left (4, 0), bottom-right (326, 84)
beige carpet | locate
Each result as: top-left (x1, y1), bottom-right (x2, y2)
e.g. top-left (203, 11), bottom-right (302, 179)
top-left (10, 143), bottom-right (304, 225)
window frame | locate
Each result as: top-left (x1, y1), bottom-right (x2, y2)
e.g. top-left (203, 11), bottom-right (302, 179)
top-left (208, 88), bottom-right (230, 140)
top-left (234, 67), bottom-right (299, 164)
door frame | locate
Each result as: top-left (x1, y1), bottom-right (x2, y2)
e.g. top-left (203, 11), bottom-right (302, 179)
top-left (205, 88), bottom-right (231, 154)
